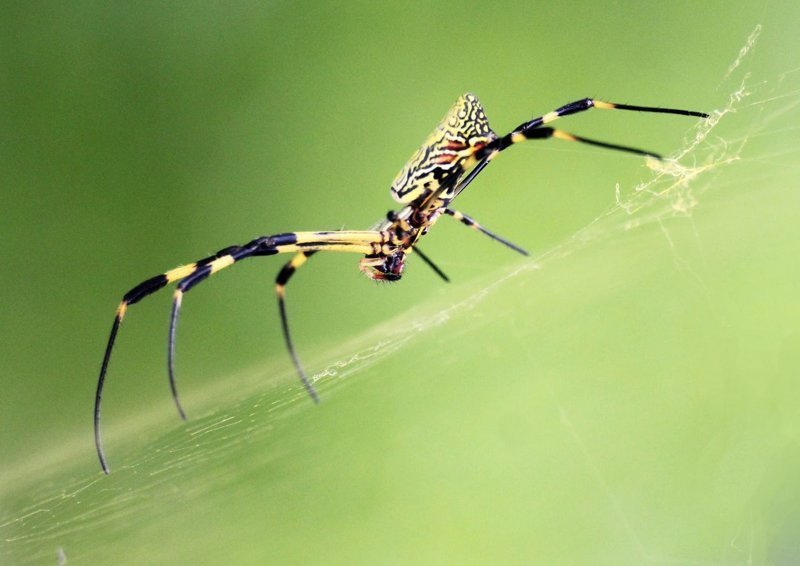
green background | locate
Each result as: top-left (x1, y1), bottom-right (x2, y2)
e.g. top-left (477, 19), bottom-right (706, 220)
top-left (2, 2), bottom-right (799, 563)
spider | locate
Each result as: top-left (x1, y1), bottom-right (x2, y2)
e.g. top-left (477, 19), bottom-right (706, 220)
top-left (94, 93), bottom-right (708, 472)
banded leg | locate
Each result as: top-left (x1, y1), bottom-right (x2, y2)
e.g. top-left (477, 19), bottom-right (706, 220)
top-left (451, 98), bottom-right (708, 199)
top-left (95, 230), bottom-right (382, 473)
top-left (384, 209), bottom-right (450, 282)
top-left (496, 98), bottom-right (708, 155)
top-left (444, 208), bottom-right (528, 256)
top-left (168, 234), bottom-right (380, 415)
top-left (93, 245), bottom-right (242, 474)
top-left (409, 209), bottom-right (527, 283)
top-left (275, 251), bottom-right (319, 402)
top-left (168, 244), bottom-right (255, 421)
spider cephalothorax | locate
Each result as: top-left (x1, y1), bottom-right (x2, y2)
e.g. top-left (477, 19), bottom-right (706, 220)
top-left (93, 92), bottom-right (707, 472)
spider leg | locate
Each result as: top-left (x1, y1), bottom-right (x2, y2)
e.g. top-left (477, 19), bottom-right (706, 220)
top-left (494, 98), bottom-right (707, 155)
top-left (95, 230), bottom-right (381, 473)
top-left (168, 244), bottom-right (255, 422)
top-left (451, 99), bottom-right (707, 199)
top-left (94, 244), bottom-right (244, 473)
top-left (168, 233), bottom-right (380, 415)
top-left (443, 208), bottom-right (528, 256)
top-left (411, 246), bottom-right (450, 282)
top-left (499, 126), bottom-right (663, 158)
top-left (275, 251), bottom-right (319, 402)
top-left (407, 211), bottom-right (527, 284)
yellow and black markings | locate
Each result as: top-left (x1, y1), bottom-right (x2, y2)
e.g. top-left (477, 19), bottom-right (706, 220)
top-left (94, 93), bottom-right (707, 473)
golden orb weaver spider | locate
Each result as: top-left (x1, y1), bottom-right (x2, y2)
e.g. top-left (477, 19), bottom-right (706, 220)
top-left (94, 93), bottom-right (708, 472)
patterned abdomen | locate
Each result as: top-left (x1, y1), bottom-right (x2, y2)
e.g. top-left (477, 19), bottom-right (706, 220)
top-left (390, 93), bottom-right (497, 204)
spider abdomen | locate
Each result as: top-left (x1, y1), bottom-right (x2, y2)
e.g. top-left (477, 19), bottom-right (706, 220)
top-left (390, 93), bottom-right (497, 205)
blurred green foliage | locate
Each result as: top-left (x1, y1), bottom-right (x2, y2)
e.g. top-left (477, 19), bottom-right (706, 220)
top-left (2, 2), bottom-right (799, 563)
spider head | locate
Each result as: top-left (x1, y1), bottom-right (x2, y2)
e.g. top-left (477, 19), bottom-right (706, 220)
top-left (360, 252), bottom-right (405, 282)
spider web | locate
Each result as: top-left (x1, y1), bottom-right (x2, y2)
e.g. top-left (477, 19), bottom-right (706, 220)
top-left (4, 24), bottom-right (800, 564)
top-left (294, 29), bottom-right (800, 562)
top-left (309, 25), bottom-right (768, 389)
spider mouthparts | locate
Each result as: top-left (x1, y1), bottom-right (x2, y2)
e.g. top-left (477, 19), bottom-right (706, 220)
top-left (359, 253), bottom-right (405, 281)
